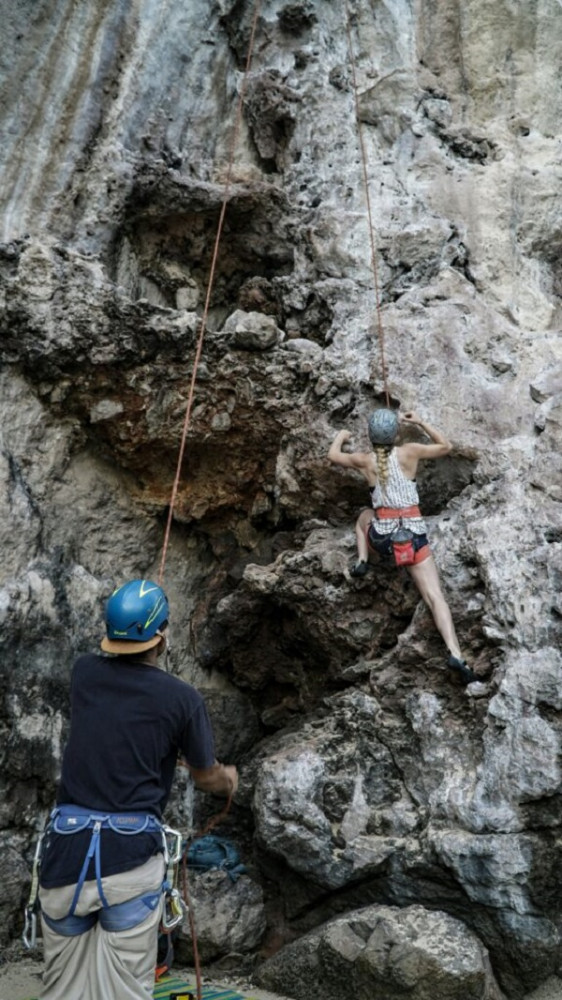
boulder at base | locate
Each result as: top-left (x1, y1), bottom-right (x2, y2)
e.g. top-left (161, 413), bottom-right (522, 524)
top-left (254, 904), bottom-right (505, 1000)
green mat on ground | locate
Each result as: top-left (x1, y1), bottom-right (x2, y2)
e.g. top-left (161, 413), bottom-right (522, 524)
top-left (22, 976), bottom-right (254, 1000)
top-left (153, 977), bottom-right (254, 1000)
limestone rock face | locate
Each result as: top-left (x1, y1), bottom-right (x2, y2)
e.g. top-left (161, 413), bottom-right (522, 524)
top-left (176, 870), bottom-right (266, 964)
top-left (223, 310), bottom-right (284, 350)
top-left (1, 1), bottom-right (562, 996)
top-left (252, 692), bottom-right (418, 891)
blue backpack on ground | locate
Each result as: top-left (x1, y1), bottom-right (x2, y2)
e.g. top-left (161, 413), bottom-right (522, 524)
top-left (186, 835), bottom-right (246, 882)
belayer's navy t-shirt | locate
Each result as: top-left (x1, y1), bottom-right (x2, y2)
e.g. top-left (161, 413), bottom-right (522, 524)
top-left (40, 653), bottom-right (216, 888)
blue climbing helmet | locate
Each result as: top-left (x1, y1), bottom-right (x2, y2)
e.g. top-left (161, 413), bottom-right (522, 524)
top-left (367, 408), bottom-right (399, 446)
top-left (101, 579), bottom-right (169, 655)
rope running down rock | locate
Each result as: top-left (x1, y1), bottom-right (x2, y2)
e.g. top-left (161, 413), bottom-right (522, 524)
top-left (156, 4), bottom-right (262, 997)
top-left (158, 0), bottom-right (264, 585)
top-left (344, 0), bottom-right (391, 406)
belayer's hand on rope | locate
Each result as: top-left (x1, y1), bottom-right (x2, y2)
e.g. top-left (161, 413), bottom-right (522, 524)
top-left (188, 760), bottom-right (238, 798)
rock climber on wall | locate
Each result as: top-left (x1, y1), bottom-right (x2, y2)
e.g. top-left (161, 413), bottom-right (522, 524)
top-left (328, 408), bottom-right (476, 685)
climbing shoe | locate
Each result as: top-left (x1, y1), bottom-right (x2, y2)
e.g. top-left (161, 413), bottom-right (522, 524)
top-left (447, 655), bottom-right (477, 686)
top-left (351, 560), bottom-right (369, 578)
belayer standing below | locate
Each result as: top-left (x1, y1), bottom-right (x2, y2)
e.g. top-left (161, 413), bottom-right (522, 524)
top-left (38, 579), bottom-right (238, 1000)
top-left (328, 408), bottom-right (476, 685)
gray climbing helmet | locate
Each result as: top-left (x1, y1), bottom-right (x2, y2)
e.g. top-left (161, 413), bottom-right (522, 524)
top-left (367, 408), bottom-right (399, 446)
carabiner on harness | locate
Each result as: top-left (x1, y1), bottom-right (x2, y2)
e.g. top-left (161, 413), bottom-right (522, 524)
top-left (160, 824), bottom-right (186, 931)
top-left (22, 830), bottom-right (45, 950)
top-left (161, 887), bottom-right (186, 931)
top-left (162, 825), bottom-right (183, 866)
top-left (22, 907), bottom-right (37, 950)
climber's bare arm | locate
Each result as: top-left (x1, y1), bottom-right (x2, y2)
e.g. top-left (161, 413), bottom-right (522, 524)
top-left (398, 412), bottom-right (452, 476)
top-left (327, 430), bottom-right (371, 470)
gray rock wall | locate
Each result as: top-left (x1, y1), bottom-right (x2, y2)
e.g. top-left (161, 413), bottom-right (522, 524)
top-left (1, 1), bottom-right (562, 997)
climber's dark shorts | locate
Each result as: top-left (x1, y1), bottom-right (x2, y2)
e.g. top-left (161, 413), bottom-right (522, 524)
top-left (366, 522), bottom-right (431, 565)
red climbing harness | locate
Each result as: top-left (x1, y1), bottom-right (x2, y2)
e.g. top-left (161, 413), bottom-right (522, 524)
top-left (375, 505), bottom-right (422, 520)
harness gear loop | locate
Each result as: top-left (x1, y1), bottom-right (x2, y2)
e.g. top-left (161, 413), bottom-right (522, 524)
top-left (157, 0), bottom-right (264, 587)
top-left (344, 0), bottom-right (390, 407)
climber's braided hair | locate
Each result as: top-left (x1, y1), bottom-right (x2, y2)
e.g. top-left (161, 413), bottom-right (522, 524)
top-left (373, 446), bottom-right (392, 490)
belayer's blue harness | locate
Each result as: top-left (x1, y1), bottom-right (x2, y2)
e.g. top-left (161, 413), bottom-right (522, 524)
top-left (23, 804), bottom-right (185, 944)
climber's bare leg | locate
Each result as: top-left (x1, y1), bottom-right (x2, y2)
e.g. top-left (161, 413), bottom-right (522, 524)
top-left (355, 509), bottom-right (373, 564)
top-left (407, 554), bottom-right (462, 659)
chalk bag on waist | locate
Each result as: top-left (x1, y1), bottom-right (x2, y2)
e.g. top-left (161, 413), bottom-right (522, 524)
top-left (390, 522), bottom-right (416, 567)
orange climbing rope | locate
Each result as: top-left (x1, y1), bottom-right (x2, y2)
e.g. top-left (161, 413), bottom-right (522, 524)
top-left (344, 0), bottom-right (391, 406)
top-left (178, 788), bottom-right (234, 1000)
top-left (156, 5), bottom-right (262, 990)
top-left (157, 0), bottom-right (263, 585)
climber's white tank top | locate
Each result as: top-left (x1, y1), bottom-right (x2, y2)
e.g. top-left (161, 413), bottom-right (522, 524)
top-left (370, 449), bottom-right (428, 536)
